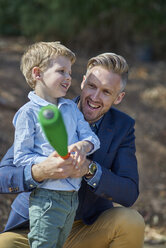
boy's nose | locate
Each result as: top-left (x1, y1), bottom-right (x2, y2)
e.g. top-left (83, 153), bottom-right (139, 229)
top-left (66, 73), bottom-right (71, 81)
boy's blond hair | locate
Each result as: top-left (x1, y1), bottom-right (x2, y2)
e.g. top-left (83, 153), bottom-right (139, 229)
top-left (87, 53), bottom-right (129, 91)
top-left (20, 41), bottom-right (76, 89)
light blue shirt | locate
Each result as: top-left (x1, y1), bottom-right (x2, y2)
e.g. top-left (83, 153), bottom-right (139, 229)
top-left (12, 91), bottom-right (100, 191)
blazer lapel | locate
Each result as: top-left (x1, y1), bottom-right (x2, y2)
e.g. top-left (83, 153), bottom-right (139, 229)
top-left (93, 109), bottom-right (114, 164)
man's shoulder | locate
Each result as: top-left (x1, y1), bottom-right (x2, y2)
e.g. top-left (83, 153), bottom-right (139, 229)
top-left (109, 107), bottom-right (135, 125)
top-left (72, 96), bottom-right (79, 104)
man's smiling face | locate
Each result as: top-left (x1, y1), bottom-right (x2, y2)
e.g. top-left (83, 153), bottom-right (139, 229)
top-left (79, 66), bottom-right (125, 124)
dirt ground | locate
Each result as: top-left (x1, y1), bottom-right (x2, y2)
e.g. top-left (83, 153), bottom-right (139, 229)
top-left (0, 37), bottom-right (166, 246)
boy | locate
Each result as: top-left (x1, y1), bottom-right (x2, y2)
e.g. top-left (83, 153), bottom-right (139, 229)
top-left (13, 41), bottom-right (100, 248)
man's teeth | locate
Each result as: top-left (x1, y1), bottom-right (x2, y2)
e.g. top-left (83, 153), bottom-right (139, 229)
top-left (88, 102), bottom-right (100, 109)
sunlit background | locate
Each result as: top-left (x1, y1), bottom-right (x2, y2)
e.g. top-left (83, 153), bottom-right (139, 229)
top-left (0, 1), bottom-right (166, 246)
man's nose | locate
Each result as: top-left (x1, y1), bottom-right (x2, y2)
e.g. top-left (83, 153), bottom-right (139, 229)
top-left (91, 90), bottom-right (100, 100)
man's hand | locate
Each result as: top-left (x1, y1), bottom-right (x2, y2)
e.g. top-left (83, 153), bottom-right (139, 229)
top-left (69, 158), bottom-right (90, 178)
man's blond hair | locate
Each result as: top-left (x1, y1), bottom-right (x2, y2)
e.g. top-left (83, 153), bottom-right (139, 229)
top-left (87, 53), bottom-right (129, 91)
top-left (20, 41), bottom-right (76, 89)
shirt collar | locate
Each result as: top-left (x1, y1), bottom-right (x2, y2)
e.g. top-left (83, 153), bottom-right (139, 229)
top-left (28, 91), bottom-right (69, 107)
top-left (91, 118), bottom-right (103, 129)
top-left (74, 96), bottom-right (80, 104)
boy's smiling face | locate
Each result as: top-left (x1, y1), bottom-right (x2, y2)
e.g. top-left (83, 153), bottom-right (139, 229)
top-left (35, 56), bottom-right (72, 103)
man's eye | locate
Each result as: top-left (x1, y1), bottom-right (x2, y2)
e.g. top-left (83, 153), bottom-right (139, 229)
top-left (104, 90), bottom-right (111, 95)
top-left (88, 84), bottom-right (95, 88)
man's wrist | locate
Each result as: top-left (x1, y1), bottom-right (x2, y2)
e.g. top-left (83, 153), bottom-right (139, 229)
top-left (85, 161), bottom-right (97, 179)
top-left (84, 162), bottom-right (102, 189)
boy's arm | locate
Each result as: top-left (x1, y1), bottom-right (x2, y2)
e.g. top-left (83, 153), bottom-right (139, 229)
top-left (0, 148), bottom-right (83, 194)
top-left (83, 140), bottom-right (94, 153)
top-left (13, 109), bottom-right (47, 168)
top-left (74, 104), bottom-right (100, 154)
top-left (0, 108), bottom-right (48, 193)
top-left (69, 140), bottom-right (93, 154)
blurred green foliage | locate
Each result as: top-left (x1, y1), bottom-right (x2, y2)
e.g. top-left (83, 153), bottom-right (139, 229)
top-left (0, 0), bottom-right (165, 58)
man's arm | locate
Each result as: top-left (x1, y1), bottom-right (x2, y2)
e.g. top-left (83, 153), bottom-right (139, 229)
top-left (0, 145), bottom-right (26, 193)
top-left (84, 121), bottom-right (139, 207)
top-left (0, 165), bottom-right (26, 193)
top-left (0, 150), bottom-right (87, 194)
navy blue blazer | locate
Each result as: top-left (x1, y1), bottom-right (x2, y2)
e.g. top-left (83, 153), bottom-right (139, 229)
top-left (0, 107), bottom-right (139, 232)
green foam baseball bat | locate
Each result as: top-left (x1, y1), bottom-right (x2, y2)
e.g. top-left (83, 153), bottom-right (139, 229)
top-left (38, 105), bottom-right (70, 159)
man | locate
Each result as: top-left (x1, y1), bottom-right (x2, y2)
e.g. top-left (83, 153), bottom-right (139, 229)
top-left (0, 52), bottom-right (145, 248)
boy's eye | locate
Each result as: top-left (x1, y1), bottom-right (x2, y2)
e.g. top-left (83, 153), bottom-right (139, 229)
top-left (58, 69), bottom-right (65, 73)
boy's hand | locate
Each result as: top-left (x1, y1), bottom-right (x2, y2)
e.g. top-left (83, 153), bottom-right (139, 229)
top-left (32, 151), bottom-right (76, 182)
top-left (69, 158), bottom-right (90, 178)
top-left (68, 141), bottom-right (93, 169)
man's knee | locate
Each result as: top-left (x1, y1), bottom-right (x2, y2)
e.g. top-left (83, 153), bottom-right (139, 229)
top-left (101, 207), bottom-right (145, 233)
top-left (0, 230), bottom-right (29, 248)
top-left (0, 232), bottom-right (16, 248)
top-left (100, 208), bottom-right (145, 248)
top-left (107, 207), bottom-right (145, 237)
top-left (117, 208), bottom-right (145, 230)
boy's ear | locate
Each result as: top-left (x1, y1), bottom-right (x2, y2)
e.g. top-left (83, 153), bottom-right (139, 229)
top-left (32, 67), bottom-right (41, 80)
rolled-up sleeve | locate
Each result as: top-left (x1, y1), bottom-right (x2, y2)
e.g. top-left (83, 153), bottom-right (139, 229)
top-left (74, 105), bottom-right (100, 154)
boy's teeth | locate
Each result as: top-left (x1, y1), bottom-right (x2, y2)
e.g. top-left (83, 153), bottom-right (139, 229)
top-left (62, 83), bottom-right (68, 88)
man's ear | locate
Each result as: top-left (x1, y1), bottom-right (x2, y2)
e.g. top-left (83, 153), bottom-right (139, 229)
top-left (114, 91), bottom-right (125, 105)
top-left (32, 67), bottom-right (41, 80)
top-left (81, 75), bottom-right (86, 89)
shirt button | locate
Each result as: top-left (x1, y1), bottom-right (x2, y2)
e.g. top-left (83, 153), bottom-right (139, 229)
top-left (93, 183), bottom-right (96, 187)
top-left (30, 184), bottom-right (34, 188)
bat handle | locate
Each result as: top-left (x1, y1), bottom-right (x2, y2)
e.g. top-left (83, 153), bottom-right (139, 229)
top-left (60, 153), bottom-right (70, 160)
